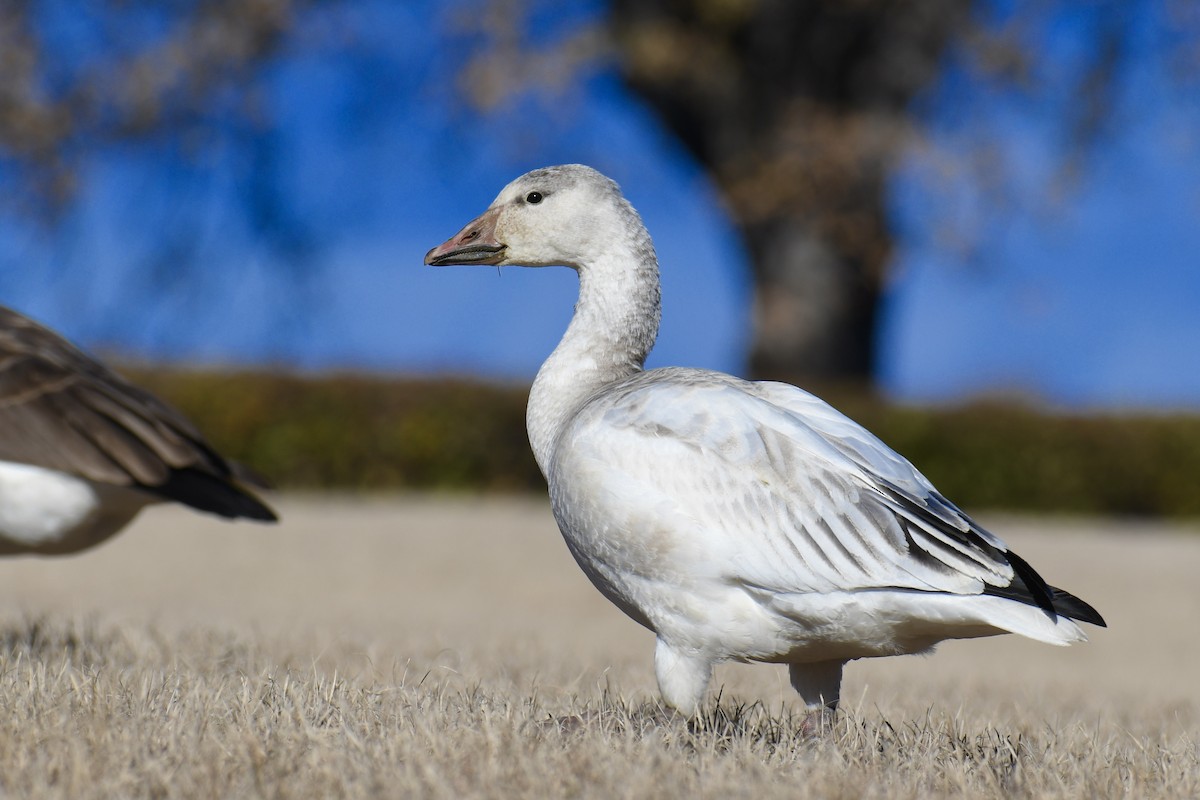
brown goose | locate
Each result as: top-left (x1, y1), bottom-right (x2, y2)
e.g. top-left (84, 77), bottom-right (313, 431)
top-left (0, 305), bottom-right (276, 556)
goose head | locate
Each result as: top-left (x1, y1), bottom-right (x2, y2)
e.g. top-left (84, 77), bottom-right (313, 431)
top-left (424, 164), bottom-right (632, 270)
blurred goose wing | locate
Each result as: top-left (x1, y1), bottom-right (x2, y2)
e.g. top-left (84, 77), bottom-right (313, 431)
top-left (0, 306), bottom-right (275, 521)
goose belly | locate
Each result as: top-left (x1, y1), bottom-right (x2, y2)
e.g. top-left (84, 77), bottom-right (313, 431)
top-left (549, 478), bottom-right (793, 660)
top-left (0, 461), bottom-right (147, 555)
top-left (549, 494), bottom-right (1028, 664)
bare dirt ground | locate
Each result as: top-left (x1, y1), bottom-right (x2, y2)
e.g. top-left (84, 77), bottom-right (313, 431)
top-left (0, 495), bottom-right (1196, 797)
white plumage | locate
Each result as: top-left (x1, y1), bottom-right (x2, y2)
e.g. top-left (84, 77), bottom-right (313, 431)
top-left (425, 164), bottom-right (1104, 716)
top-left (0, 460), bottom-right (146, 553)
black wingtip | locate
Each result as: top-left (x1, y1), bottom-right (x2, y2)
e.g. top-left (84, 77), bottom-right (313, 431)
top-left (1048, 587), bottom-right (1107, 628)
top-left (981, 549), bottom-right (1105, 627)
top-left (142, 468), bottom-right (279, 523)
top-left (1003, 550), bottom-right (1057, 618)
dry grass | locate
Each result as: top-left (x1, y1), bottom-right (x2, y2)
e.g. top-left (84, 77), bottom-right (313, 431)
top-left (0, 497), bottom-right (1196, 798)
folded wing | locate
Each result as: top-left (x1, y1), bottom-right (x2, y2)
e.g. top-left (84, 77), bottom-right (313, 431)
top-left (563, 368), bottom-right (1102, 627)
top-left (0, 306), bottom-right (276, 521)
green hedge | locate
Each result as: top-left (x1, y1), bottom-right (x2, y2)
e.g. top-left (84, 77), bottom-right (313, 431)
top-left (125, 368), bottom-right (1200, 517)
top-left (126, 370), bottom-right (541, 493)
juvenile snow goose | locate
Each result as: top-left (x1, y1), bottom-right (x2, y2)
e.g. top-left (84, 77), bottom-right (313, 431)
top-left (0, 306), bottom-right (277, 556)
top-left (425, 165), bottom-right (1104, 719)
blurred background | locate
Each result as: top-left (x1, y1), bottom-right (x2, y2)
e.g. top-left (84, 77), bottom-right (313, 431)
top-left (3, 0), bottom-right (1200, 514)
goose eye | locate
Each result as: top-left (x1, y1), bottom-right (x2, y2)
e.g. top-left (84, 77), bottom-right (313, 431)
top-left (525, 191), bottom-right (543, 204)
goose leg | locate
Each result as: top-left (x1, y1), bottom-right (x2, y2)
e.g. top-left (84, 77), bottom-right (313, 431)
top-left (789, 660), bottom-right (845, 736)
top-left (654, 638), bottom-right (713, 716)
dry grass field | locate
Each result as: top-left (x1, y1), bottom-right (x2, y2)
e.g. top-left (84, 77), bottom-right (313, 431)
top-left (0, 495), bottom-right (1196, 798)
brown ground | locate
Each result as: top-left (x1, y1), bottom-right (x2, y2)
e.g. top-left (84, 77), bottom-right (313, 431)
top-left (0, 495), bottom-right (1196, 797)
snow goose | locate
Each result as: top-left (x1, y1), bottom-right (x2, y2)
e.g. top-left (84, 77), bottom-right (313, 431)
top-left (0, 305), bottom-right (276, 556)
top-left (425, 164), bottom-right (1105, 719)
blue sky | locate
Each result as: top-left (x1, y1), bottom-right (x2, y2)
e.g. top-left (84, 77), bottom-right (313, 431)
top-left (882, 2), bottom-right (1200, 408)
top-left (3, 1), bottom-right (1199, 410)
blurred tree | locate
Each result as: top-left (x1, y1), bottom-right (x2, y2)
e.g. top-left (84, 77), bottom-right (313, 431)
top-left (460, 0), bottom-right (1200, 383)
top-left (0, 0), bottom-right (336, 290)
top-left (3, 0), bottom-right (1199, 382)
top-left (610, 0), bottom-right (972, 382)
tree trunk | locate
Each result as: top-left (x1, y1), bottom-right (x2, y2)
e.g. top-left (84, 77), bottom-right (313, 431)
top-left (745, 217), bottom-right (881, 383)
top-left (609, 0), bottom-right (971, 384)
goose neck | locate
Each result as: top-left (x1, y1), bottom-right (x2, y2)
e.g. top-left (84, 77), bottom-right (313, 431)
top-left (526, 245), bottom-right (661, 476)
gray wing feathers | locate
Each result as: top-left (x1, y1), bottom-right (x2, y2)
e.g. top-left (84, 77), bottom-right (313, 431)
top-left (586, 369), bottom-right (1015, 596)
top-left (754, 380), bottom-right (1008, 547)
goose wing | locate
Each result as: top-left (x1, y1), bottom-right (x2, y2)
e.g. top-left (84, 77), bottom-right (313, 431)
top-left (0, 306), bottom-right (275, 520)
top-left (559, 368), bottom-right (1054, 609)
